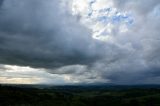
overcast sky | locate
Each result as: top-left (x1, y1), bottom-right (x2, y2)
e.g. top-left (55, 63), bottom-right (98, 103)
top-left (0, 0), bottom-right (160, 85)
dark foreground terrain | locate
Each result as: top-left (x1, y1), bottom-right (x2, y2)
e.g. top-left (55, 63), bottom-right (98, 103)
top-left (1, 84), bottom-right (160, 106)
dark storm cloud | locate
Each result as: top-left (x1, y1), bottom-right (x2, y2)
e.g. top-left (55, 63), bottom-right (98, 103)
top-left (0, 0), bottom-right (104, 68)
top-left (0, 0), bottom-right (3, 7)
top-left (0, 0), bottom-right (160, 84)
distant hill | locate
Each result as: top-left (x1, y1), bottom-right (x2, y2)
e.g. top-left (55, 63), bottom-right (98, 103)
top-left (1, 84), bottom-right (160, 106)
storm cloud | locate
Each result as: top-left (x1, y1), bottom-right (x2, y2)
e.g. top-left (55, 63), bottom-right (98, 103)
top-left (0, 0), bottom-right (160, 84)
top-left (0, 0), bottom-right (104, 68)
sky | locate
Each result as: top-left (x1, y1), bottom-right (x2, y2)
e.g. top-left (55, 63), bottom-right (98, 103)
top-left (0, 0), bottom-right (160, 85)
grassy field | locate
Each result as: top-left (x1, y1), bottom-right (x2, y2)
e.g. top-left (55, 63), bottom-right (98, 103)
top-left (1, 85), bottom-right (160, 106)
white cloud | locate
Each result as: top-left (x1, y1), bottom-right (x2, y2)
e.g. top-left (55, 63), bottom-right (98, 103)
top-left (71, 0), bottom-right (134, 42)
top-left (0, 64), bottom-right (80, 84)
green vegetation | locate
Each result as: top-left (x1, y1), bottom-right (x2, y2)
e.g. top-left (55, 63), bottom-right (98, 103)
top-left (0, 85), bottom-right (160, 106)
